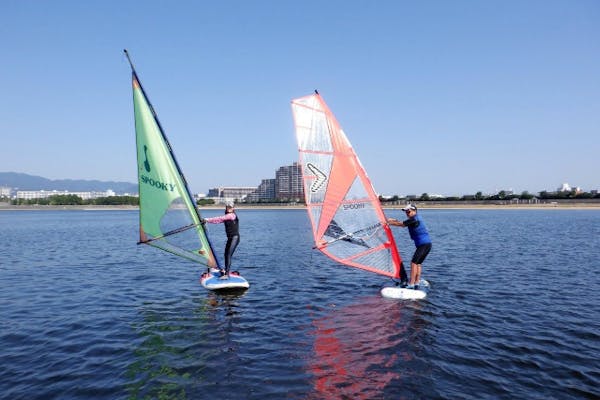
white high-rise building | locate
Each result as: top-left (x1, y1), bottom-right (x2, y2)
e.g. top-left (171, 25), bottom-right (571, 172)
top-left (559, 183), bottom-right (572, 192)
top-left (0, 187), bottom-right (12, 197)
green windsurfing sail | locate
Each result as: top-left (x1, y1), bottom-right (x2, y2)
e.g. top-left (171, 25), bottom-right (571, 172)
top-left (125, 50), bottom-right (218, 269)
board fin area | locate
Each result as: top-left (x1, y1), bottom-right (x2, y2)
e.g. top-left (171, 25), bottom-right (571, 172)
top-left (380, 280), bottom-right (430, 300)
top-left (200, 269), bottom-right (250, 291)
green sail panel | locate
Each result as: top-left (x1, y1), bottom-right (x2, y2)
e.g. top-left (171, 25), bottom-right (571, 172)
top-left (131, 75), bottom-right (217, 268)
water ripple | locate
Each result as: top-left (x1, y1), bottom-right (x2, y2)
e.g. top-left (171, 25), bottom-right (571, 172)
top-left (1, 209), bottom-right (599, 399)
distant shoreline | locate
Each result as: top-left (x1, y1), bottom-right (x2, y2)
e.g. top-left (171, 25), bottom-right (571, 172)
top-left (1, 202), bottom-right (600, 211)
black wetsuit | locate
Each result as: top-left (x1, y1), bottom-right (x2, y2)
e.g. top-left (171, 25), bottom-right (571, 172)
top-left (223, 214), bottom-right (240, 273)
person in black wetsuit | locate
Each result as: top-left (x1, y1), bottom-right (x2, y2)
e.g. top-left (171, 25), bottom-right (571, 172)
top-left (387, 204), bottom-right (432, 289)
top-left (201, 203), bottom-right (240, 279)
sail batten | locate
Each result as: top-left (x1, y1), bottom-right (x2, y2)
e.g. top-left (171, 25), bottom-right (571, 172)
top-left (291, 92), bottom-right (403, 279)
top-left (126, 50), bottom-right (218, 269)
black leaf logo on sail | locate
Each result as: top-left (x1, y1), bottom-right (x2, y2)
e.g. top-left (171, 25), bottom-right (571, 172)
top-left (143, 145), bottom-right (151, 173)
top-left (307, 163), bottom-right (327, 192)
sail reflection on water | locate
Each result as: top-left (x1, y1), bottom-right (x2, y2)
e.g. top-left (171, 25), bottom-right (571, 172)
top-left (305, 296), bottom-right (430, 399)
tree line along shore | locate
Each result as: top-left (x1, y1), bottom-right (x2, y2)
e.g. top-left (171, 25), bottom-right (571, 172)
top-left (2, 199), bottom-right (600, 211)
top-left (2, 188), bottom-right (600, 210)
top-left (2, 188), bottom-right (599, 208)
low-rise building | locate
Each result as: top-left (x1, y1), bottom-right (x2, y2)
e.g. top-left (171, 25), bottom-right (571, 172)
top-left (16, 189), bottom-right (116, 200)
top-left (206, 186), bottom-right (257, 204)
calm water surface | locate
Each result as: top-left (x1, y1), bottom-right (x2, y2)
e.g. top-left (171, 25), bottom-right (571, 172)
top-left (1, 209), bottom-right (599, 399)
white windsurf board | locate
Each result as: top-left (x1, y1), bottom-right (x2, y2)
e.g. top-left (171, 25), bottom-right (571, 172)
top-left (380, 279), bottom-right (430, 300)
top-left (200, 268), bottom-right (249, 291)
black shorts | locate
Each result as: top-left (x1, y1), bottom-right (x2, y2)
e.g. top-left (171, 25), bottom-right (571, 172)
top-left (411, 243), bottom-right (432, 264)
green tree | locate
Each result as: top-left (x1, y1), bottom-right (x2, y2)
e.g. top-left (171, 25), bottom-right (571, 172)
top-left (519, 191), bottom-right (534, 200)
top-left (48, 194), bottom-right (83, 205)
top-left (93, 196), bottom-right (139, 205)
top-left (197, 198), bottom-right (215, 206)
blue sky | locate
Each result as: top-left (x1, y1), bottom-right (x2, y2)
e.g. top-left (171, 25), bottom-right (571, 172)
top-left (2, 1), bottom-right (598, 196)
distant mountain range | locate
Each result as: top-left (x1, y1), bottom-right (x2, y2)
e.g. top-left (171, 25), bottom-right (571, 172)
top-left (0, 172), bottom-right (138, 194)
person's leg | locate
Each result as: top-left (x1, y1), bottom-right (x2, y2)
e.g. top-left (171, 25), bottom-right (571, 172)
top-left (224, 235), bottom-right (239, 274)
top-left (411, 243), bottom-right (431, 286)
top-left (221, 237), bottom-right (232, 276)
top-left (410, 261), bottom-right (418, 285)
top-left (415, 264), bottom-right (422, 283)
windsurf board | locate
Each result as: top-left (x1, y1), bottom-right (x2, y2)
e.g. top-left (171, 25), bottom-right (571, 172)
top-left (200, 269), bottom-right (249, 291)
top-left (380, 279), bottom-right (430, 300)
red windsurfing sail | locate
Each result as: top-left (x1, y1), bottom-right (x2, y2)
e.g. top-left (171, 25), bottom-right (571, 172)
top-left (291, 92), bottom-right (403, 279)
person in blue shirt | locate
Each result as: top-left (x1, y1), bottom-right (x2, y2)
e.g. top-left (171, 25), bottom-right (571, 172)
top-left (387, 204), bottom-right (432, 289)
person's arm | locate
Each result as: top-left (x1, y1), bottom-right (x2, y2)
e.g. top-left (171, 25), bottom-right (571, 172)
top-left (402, 218), bottom-right (419, 228)
top-left (387, 217), bottom-right (420, 228)
top-left (387, 217), bottom-right (405, 227)
top-left (202, 213), bottom-right (236, 224)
